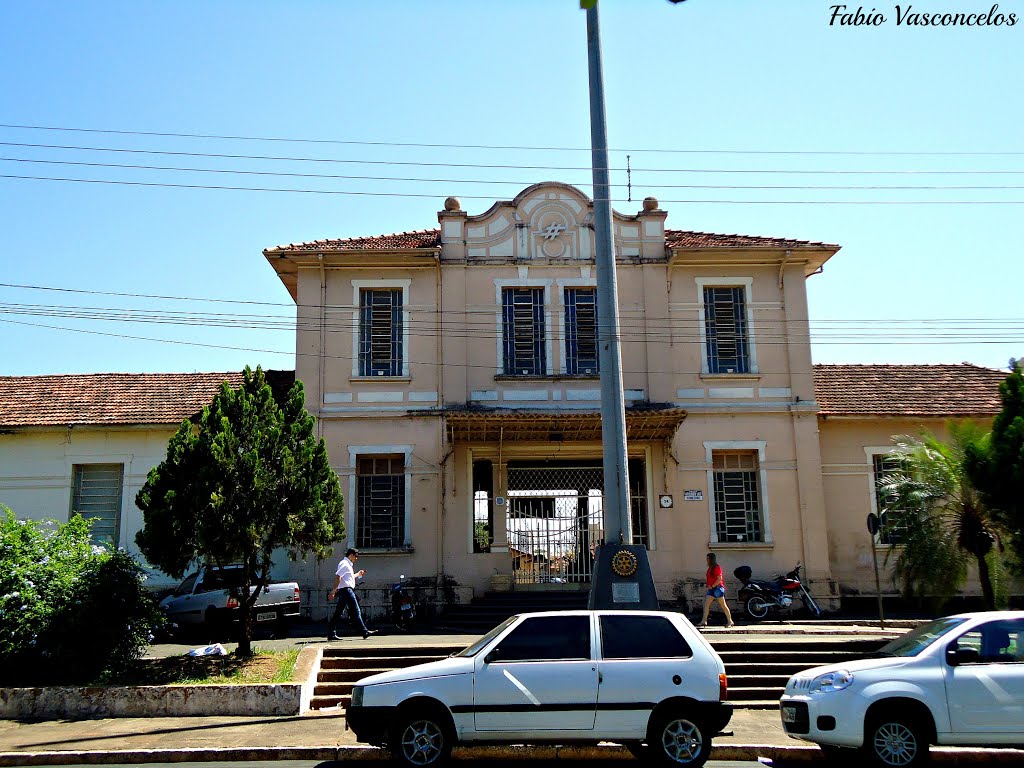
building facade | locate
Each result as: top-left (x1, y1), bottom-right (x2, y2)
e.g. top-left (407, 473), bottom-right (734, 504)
top-left (1, 183), bottom-right (1012, 616)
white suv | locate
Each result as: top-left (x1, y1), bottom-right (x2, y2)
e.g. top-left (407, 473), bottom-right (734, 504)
top-left (346, 610), bottom-right (731, 767)
top-left (780, 611), bottom-right (1024, 766)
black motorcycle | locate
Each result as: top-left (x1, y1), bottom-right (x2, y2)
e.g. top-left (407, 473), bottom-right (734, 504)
top-left (391, 575), bottom-right (416, 631)
top-left (734, 563), bottom-right (822, 621)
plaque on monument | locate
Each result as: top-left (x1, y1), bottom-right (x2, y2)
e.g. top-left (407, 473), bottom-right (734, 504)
top-left (611, 581), bottom-right (641, 603)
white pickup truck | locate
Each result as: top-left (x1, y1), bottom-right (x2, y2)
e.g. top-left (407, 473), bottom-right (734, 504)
top-left (159, 565), bottom-right (301, 639)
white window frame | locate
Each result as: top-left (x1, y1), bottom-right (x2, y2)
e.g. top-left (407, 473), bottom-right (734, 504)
top-left (68, 461), bottom-right (126, 549)
top-left (348, 444), bottom-right (413, 549)
top-left (695, 277), bottom-right (758, 375)
top-left (704, 440), bottom-right (772, 544)
top-left (556, 278), bottom-right (599, 376)
top-left (495, 277), bottom-right (554, 377)
top-left (351, 279), bottom-right (411, 378)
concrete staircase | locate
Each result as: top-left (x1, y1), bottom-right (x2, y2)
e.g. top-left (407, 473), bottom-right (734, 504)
top-left (309, 635), bottom-right (887, 712)
top-left (438, 590), bottom-right (589, 632)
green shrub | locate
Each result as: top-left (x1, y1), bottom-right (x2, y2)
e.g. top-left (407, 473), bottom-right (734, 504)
top-left (0, 506), bottom-right (164, 685)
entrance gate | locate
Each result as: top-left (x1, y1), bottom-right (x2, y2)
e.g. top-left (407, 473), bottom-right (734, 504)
top-left (506, 460), bottom-right (647, 585)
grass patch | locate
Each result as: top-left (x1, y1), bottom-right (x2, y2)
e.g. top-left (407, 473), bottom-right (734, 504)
top-left (103, 648), bottom-right (300, 686)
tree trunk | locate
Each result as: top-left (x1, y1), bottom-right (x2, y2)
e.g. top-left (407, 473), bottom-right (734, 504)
top-left (975, 552), bottom-right (995, 610)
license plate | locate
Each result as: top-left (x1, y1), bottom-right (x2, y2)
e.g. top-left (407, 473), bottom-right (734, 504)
top-left (256, 612), bottom-right (276, 622)
top-left (781, 706), bottom-right (798, 723)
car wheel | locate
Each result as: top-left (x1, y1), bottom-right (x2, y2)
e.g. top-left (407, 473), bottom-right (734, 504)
top-left (864, 714), bottom-right (928, 767)
top-left (391, 710), bottom-right (452, 767)
top-left (745, 595), bottom-right (771, 620)
top-left (650, 711), bottom-right (712, 766)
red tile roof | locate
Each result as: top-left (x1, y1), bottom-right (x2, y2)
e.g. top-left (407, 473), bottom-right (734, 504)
top-left (813, 363), bottom-right (1006, 418)
top-left (666, 230), bottom-right (838, 250)
top-left (0, 371), bottom-right (295, 428)
top-left (264, 228), bottom-right (837, 254)
top-left (265, 230), bottom-right (441, 253)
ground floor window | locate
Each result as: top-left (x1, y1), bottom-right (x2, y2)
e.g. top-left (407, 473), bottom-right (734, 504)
top-left (872, 453), bottom-right (909, 545)
top-left (356, 455), bottom-right (405, 548)
top-left (70, 463), bottom-right (123, 548)
top-left (472, 459), bottom-right (493, 553)
top-left (711, 451), bottom-right (763, 543)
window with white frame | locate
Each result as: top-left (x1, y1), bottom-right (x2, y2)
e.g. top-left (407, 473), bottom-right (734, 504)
top-left (502, 287), bottom-right (546, 375)
top-left (564, 287), bottom-right (598, 375)
top-left (872, 453), bottom-right (910, 545)
top-left (711, 451), bottom-right (763, 542)
top-left (358, 289), bottom-right (403, 377)
top-left (71, 463), bottom-right (123, 548)
top-left (703, 286), bottom-right (751, 374)
top-left (356, 455), bottom-right (405, 548)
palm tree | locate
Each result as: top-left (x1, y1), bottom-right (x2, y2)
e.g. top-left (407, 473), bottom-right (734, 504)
top-left (879, 422), bottom-right (1007, 610)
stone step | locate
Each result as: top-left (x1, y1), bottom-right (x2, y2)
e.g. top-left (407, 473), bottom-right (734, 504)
top-left (317, 667), bottom-right (394, 683)
top-left (323, 645), bottom-right (460, 658)
top-left (728, 685), bottom-right (785, 701)
top-left (320, 654), bottom-right (448, 669)
top-left (726, 674), bottom-right (792, 687)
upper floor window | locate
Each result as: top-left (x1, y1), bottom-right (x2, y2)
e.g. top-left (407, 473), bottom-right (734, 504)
top-left (71, 463), bottom-right (123, 548)
top-left (356, 455), bottom-right (406, 548)
top-left (711, 451), bottom-right (763, 543)
top-left (564, 287), bottom-right (598, 376)
top-left (359, 289), bottom-right (403, 377)
top-left (703, 286), bottom-right (750, 374)
top-left (502, 287), bottom-right (546, 376)
top-left (873, 453), bottom-right (910, 545)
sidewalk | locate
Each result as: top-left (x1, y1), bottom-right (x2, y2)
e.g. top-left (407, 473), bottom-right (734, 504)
top-left (3, 708), bottom-right (1023, 765)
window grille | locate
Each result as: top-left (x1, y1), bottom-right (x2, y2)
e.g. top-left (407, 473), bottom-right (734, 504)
top-left (502, 288), bottom-right (546, 376)
top-left (712, 451), bottom-right (763, 542)
top-left (565, 288), bottom-right (599, 375)
top-left (704, 286), bottom-right (750, 374)
top-left (356, 455), bottom-right (405, 548)
top-left (873, 454), bottom-right (909, 545)
top-left (71, 463), bottom-right (123, 548)
top-left (359, 289), bottom-right (403, 376)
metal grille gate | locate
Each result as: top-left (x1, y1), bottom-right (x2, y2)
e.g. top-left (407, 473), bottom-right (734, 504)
top-left (505, 460), bottom-right (648, 585)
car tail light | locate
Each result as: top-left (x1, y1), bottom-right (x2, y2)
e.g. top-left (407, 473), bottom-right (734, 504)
top-left (293, 587), bottom-right (300, 602)
top-left (719, 673), bottom-right (728, 702)
top-left (226, 596), bottom-right (238, 609)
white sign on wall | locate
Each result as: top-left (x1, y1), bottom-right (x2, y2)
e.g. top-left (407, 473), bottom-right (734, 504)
top-left (683, 490), bottom-right (703, 501)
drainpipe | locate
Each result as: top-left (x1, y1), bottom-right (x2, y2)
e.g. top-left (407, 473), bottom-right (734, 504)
top-left (435, 252), bottom-right (446, 586)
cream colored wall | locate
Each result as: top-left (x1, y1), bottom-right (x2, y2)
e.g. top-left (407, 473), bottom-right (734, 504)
top-left (818, 417), bottom-right (994, 598)
top-left (0, 426), bottom-right (179, 587)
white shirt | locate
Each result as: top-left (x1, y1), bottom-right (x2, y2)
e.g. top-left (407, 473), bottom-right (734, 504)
top-left (336, 556), bottom-right (356, 589)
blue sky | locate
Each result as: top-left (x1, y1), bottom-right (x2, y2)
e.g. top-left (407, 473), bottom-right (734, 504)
top-left (2, 0), bottom-right (1021, 376)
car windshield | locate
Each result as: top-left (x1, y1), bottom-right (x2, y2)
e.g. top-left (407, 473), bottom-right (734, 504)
top-left (876, 617), bottom-right (969, 657)
top-left (453, 615), bottom-right (518, 658)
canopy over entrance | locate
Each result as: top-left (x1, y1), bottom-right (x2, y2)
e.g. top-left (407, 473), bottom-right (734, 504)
top-left (444, 407), bottom-right (687, 443)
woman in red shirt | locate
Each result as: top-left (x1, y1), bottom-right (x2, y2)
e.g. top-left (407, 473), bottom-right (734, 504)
top-left (697, 552), bottom-right (734, 628)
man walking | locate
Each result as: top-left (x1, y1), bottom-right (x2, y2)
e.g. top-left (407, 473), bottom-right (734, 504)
top-left (327, 548), bottom-right (376, 640)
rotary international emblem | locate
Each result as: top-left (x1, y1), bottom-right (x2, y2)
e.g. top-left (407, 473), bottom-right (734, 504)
top-left (611, 549), bottom-right (638, 578)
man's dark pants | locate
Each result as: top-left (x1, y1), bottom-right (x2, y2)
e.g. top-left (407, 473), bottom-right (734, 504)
top-left (328, 586), bottom-right (369, 636)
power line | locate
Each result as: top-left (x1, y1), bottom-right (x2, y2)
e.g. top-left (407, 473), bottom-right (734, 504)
top-left (3, 123), bottom-right (1023, 157)
top-left (5, 174), bottom-right (1024, 204)
top-left (5, 141), bottom-right (1024, 175)
top-left (1, 317), bottom-right (1015, 382)
top-left (4, 283), bottom-right (1024, 325)
top-left (6, 157), bottom-right (1024, 191)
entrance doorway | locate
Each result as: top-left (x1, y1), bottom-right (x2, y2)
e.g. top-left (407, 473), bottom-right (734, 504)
top-left (506, 459), bottom-right (647, 585)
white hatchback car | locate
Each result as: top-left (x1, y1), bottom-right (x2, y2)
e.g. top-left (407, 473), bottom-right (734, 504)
top-left (346, 610), bottom-right (732, 767)
top-left (779, 611), bottom-right (1024, 766)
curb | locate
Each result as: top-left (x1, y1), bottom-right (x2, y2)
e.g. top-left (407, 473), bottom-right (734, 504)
top-left (3, 742), bottom-right (1024, 765)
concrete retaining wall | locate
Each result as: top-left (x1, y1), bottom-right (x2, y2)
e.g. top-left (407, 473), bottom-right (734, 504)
top-left (0, 647), bottom-right (320, 719)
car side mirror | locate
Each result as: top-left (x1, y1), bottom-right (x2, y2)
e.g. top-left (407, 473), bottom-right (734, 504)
top-left (484, 649), bottom-right (499, 664)
top-left (947, 645), bottom-right (980, 666)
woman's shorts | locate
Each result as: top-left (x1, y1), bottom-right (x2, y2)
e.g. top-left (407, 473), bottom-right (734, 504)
top-left (706, 586), bottom-right (726, 599)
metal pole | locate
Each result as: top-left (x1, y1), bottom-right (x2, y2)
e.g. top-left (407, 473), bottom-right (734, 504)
top-left (586, 2), bottom-right (631, 545)
top-left (870, 535), bottom-right (886, 630)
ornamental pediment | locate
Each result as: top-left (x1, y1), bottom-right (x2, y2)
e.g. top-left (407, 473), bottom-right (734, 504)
top-left (437, 182), bottom-right (665, 263)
